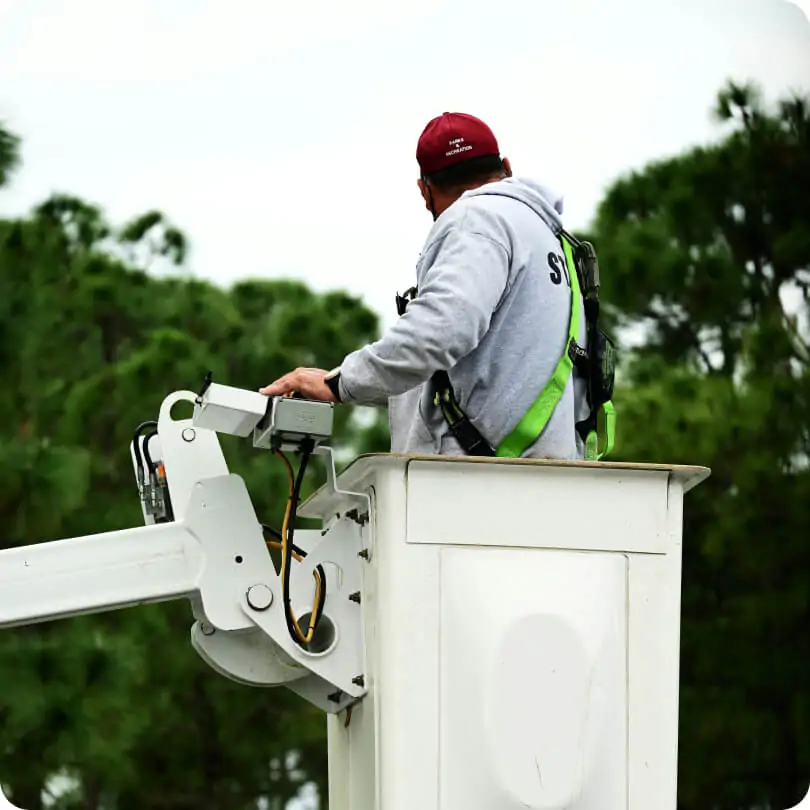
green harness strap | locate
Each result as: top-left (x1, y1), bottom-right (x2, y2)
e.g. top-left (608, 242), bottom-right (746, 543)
top-left (430, 231), bottom-right (616, 461)
top-left (496, 234), bottom-right (582, 458)
top-left (593, 401), bottom-right (616, 460)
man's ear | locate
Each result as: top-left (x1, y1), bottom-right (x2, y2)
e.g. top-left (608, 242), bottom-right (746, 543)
top-left (418, 178), bottom-right (431, 211)
top-left (502, 157), bottom-right (513, 177)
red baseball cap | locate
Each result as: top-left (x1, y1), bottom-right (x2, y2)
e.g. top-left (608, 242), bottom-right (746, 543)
top-left (416, 112), bottom-right (500, 175)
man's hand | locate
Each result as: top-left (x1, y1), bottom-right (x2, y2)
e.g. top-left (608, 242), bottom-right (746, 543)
top-left (259, 367), bottom-right (338, 402)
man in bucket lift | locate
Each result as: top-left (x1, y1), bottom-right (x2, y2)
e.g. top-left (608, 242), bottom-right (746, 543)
top-left (261, 112), bottom-right (614, 460)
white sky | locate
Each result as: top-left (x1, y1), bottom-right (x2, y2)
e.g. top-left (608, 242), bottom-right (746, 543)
top-left (1, 0), bottom-right (809, 333)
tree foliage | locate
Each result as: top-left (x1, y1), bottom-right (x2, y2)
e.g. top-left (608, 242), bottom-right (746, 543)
top-left (0, 120), bottom-right (386, 810)
top-left (586, 81), bottom-right (810, 809)
top-left (2, 76), bottom-right (810, 810)
top-left (0, 123), bottom-right (19, 188)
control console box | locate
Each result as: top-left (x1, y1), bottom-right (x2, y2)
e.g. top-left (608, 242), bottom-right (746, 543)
top-left (193, 382), bottom-right (334, 449)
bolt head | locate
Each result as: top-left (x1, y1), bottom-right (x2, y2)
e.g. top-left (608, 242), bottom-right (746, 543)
top-left (246, 584), bottom-right (274, 611)
top-left (182, 428), bottom-right (196, 442)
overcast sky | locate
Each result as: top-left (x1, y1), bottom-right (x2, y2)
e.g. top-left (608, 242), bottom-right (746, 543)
top-left (2, 0), bottom-right (809, 334)
top-left (0, 4), bottom-right (809, 808)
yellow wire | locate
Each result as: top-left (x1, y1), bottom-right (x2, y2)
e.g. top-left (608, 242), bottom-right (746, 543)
top-left (266, 538), bottom-right (325, 600)
top-left (267, 540), bottom-right (303, 562)
top-left (272, 449), bottom-right (323, 645)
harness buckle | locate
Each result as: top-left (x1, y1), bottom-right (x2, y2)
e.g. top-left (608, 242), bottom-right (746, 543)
top-left (567, 339), bottom-right (589, 375)
top-left (395, 286), bottom-right (418, 316)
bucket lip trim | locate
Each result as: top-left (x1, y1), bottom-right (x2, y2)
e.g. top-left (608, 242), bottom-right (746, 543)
top-left (300, 453), bottom-right (711, 516)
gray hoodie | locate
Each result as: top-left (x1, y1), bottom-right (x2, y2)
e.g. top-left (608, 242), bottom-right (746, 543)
top-left (337, 176), bottom-right (589, 459)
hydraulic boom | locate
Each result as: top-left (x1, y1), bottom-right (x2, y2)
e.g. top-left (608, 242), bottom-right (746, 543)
top-left (0, 380), bottom-right (370, 714)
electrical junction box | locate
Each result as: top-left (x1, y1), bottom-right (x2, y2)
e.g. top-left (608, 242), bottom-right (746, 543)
top-left (192, 383), bottom-right (334, 450)
top-left (253, 397), bottom-right (334, 450)
top-left (298, 453), bottom-right (710, 810)
top-left (193, 382), bottom-right (268, 437)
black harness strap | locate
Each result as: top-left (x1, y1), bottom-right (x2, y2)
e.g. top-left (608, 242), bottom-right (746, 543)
top-left (432, 370), bottom-right (495, 456)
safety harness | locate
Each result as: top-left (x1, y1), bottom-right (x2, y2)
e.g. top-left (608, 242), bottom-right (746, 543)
top-left (396, 228), bottom-right (616, 461)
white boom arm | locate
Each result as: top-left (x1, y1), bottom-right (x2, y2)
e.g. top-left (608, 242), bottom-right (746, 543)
top-left (0, 381), bottom-right (370, 714)
top-left (0, 520), bottom-right (200, 628)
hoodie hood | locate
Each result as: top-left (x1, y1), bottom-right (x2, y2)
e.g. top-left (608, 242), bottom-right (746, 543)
top-left (461, 176), bottom-right (565, 233)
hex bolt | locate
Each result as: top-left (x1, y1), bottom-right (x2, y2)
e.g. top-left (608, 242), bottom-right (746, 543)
top-left (346, 508), bottom-right (369, 526)
top-left (349, 591), bottom-right (361, 604)
top-left (352, 675), bottom-right (365, 687)
top-left (358, 549), bottom-right (370, 560)
top-left (327, 690), bottom-right (343, 704)
top-left (246, 584), bottom-right (274, 611)
top-left (200, 622), bottom-right (215, 636)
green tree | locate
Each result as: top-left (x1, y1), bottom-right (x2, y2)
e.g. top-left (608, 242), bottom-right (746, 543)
top-left (586, 81), bottom-right (810, 809)
top-left (0, 123), bottom-right (19, 187)
top-left (10, 77), bottom-right (808, 810)
top-left (0, 120), bottom-right (387, 809)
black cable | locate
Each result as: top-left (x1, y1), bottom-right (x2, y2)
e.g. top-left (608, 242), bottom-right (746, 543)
top-left (132, 420), bottom-right (158, 476)
top-left (282, 439), bottom-right (318, 646)
top-left (263, 524), bottom-right (313, 559)
top-left (142, 429), bottom-right (159, 478)
top-left (262, 523), bottom-right (284, 543)
top-left (283, 440), bottom-right (313, 642)
top-left (262, 523), bottom-right (328, 625)
top-left (141, 427), bottom-right (175, 522)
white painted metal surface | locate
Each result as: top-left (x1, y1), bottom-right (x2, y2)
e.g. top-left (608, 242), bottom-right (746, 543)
top-left (300, 454), bottom-right (710, 810)
top-left (134, 389), bottom-right (231, 524)
top-left (0, 520), bottom-right (200, 628)
top-left (193, 382), bottom-right (269, 437)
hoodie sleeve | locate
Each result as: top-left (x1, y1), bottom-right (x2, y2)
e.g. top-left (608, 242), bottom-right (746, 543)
top-left (338, 224), bottom-right (511, 405)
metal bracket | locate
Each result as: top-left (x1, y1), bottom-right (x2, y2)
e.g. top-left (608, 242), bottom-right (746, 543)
top-left (304, 445), bottom-right (371, 533)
